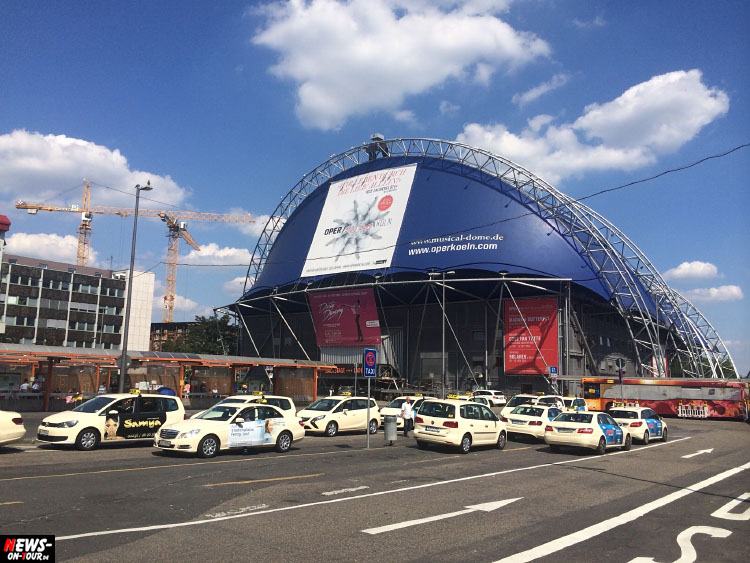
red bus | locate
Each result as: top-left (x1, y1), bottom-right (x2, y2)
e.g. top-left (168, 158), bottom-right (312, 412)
top-left (582, 377), bottom-right (749, 421)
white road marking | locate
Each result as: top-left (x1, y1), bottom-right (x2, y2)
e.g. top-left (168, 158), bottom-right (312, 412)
top-left (362, 498), bottom-right (522, 535)
top-left (629, 526), bottom-right (732, 563)
top-left (56, 436), bottom-right (691, 541)
top-left (711, 492), bottom-right (750, 521)
top-left (204, 504), bottom-right (268, 519)
top-left (322, 486), bottom-right (369, 496)
top-left (681, 448), bottom-right (714, 459)
top-left (495, 460), bottom-right (750, 563)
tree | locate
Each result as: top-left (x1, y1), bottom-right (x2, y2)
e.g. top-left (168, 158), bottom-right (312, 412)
top-left (160, 314), bottom-right (237, 355)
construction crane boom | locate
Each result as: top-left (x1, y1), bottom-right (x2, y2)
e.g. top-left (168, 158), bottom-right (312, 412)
top-left (17, 180), bottom-right (255, 325)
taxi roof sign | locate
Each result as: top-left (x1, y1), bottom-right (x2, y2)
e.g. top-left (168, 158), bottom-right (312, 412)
top-left (252, 391), bottom-right (264, 396)
top-left (446, 394), bottom-right (460, 399)
top-left (129, 389), bottom-right (140, 395)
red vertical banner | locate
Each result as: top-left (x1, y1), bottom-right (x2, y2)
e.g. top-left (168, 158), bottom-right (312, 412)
top-left (309, 288), bottom-right (381, 346)
top-left (504, 298), bottom-right (559, 375)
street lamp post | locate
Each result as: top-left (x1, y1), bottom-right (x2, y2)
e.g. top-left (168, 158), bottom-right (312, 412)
top-left (118, 182), bottom-right (152, 393)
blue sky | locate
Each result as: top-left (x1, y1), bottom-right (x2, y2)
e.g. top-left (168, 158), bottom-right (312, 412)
top-left (1, 1), bottom-right (748, 374)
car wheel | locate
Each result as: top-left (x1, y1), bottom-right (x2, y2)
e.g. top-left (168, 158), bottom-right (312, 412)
top-left (325, 421), bottom-right (338, 437)
top-left (198, 435), bottom-right (219, 458)
top-left (368, 419), bottom-right (378, 435)
top-left (75, 428), bottom-right (100, 451)
top-left (642, 430), bottom-right (650, 445)
top-left (662, 427), bottom-right (668, 442)
top-left (496, 431), bottom-right (507, 450)
top-left (416, 440), bottom-right (428, 450)
top-left (275, 430), bottom-right (292, 453)
top-left (595, 437), bottom-right (606, 455)
top-left (622, 433), bottom-right (632, 451)
top-left (459, 434), bottom-right (472, 454)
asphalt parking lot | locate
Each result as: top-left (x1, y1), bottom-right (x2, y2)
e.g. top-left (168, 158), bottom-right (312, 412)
top-left (1, 417), bottom-right (748, 562)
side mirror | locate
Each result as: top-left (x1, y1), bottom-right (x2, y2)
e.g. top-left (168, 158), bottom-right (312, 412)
top-left (235, 418), bottom-right (245, 425)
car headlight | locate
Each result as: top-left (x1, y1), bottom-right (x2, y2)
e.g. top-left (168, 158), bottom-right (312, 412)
top-left (178, 428), bottom-right (201, 439)
top-left (311, 415), bottom-right (326, 422)
top-left (61, 420), bottom-right (79, 428)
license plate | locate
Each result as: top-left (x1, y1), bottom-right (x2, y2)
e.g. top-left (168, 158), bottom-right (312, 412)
top-left (425, 426), bottom-right (440, 433)
top-left (158, 440), bottom-right (172, 447)
top-left (511, 419), bottom-right (525, 425)
top-left (557, 428), bottom-right (574, 433)
top-left (39, 429), bottom-right (49, 436)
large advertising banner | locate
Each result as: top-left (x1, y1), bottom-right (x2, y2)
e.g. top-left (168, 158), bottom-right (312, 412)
top-left (302, 164), bottom-right (417, 277)
top-left (504, 298), bottom-right (559, 375)
top-left (309, 288), bottom-right (381, 346)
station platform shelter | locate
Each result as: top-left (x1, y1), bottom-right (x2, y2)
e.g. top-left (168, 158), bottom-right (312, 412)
top-left (0, 343), bottom-right (334, 412)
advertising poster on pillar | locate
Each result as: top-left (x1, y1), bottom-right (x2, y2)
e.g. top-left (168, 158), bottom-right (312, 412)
top-left (504, 298), bottom-right (559, 374)
top-left (301, 164), bottom-right (417, 277)
top-left (309, 288), bottom-right (381, 347)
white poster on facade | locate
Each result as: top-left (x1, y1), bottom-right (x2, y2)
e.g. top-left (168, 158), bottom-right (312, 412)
top-left (302, 164), bottom-right (417, 277)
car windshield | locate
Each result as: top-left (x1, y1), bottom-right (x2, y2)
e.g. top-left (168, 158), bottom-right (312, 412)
top-left (609, 410), bottom-right (638, 420)
top-left (473, 391), bottom-right (490, 396)
top-left (385, 398), bottom-right (407, 409)
top-left (217, 398), bottom-right (248, 405)
top-left (563, 399), bottom-right (574, 406)
top-left (556, 412), bottom-right (593, 424)
top-left (306, 399), bottom-right (339, 411)
top-left (507, 395), bottom-right (533, 408)
top-left (537, 397), bottom-right (557, 405)
top-left (73, 396), bottom-right (117, 413)
top-left (418, 402), bottom-right (455, 419)
top-left (512, 406), bottom-right (544, 417)
top-left (196, 406), bottom-right (239, 421)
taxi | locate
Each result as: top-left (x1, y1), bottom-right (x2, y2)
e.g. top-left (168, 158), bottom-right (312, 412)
top-left (155, 402), bottom-right (304, 458)
top-left (379, 395), bottom-right (426, 429)
top-left (533, 394), bottom-right (564, 407)
top-left (471, 389), bottom-right (507, 407)
top-left (506, 404), bottom-right (563, 440)
top-left (413, 395), bottom-right (507, 454)
top-left (37, 392), bottom-right (185, 451)
top-left (192, 392), bottom-right (296, 418)
top-left (500, 394), bottom-right (537, 418)
top-left (563, 397), bottom-right (587, 411)
top-left (0, 410), bottom-right (25, 447)
top-left (607, 405), bottom-right (668, 444)
top-left (297, 394), bottom-right (380, 436)
top-left (544, 411), bottom-right (632, 454)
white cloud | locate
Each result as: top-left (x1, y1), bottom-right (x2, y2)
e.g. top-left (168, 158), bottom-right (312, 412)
top-left (662, 261), bottom-right (720, 281)
top-left (252, 0), bottom-right (549, 130)
top-left (572, 15), bottom-right (606, 29)
top-left (223, 275), bottom-right (252, 296)
top-left (392, 109), bottom-right (417, 125)
top-left (512, 73), bottom-right (569, 107)
top-left (457, 70), bottom-right (729, 184)
top-left (5, 232), bottom-right (97, 265)
top-left (181, 243), bottom-right (252, 266)
top-left (439, 100), bottom-right (460, 115)
top-left (681, 285), bottom-right (744, 303)
top-left (152, 292), bottom-right (212, 317)
top-left (0, 130), bottom-right (190, 209)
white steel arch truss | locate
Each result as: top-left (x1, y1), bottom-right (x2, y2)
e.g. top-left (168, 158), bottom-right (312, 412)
top-left (242, 138), bottom-right (736, 379)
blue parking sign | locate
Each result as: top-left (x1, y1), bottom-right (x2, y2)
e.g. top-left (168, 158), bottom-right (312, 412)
top-left (363, 348), bottom-right (377, 377)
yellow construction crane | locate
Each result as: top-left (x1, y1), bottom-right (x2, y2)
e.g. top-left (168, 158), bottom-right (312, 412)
top-left (16, 180), bottom-right (255, 322)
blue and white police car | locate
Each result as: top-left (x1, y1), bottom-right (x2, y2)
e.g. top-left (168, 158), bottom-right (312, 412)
top-left (607, 406), bottom-right (668, 444)
top-left (544, 411), bottom-right (632, 454)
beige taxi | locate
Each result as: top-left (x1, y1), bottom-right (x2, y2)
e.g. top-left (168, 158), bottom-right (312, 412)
top-left (37, 392), bottom-right (185, 451)
top-left (379, 395), bottom-right (427, 429)
top-left (191, 393), bottom-right (296, 418)
top-left (298, 394), bottom-right (380, 436)
top-left (155, 402), bottom-right (304, 457)
top-left (414, 396), bottom-right (507, 454)
top-left (0, 410), bottom-right (25, 447)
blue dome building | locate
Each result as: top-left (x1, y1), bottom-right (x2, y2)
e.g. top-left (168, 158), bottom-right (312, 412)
top-left (232, 137), bottom-right (736, 396)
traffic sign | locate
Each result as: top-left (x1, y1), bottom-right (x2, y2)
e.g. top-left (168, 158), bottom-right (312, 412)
top-left (363, 348), bottom-right (377, 377)
top-left (548, 366), bottom-right (558, 375)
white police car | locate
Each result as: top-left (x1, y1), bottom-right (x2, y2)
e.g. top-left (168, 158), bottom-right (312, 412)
top-left (544, 411), bottom-right (632, 454)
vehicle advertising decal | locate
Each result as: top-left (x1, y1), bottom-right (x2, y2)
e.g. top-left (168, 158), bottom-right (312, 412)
top-left (302, 164), bottom-right (417, 276)
top-left (104, 410), bottom-right (166, 441)
top-left (309, 288), bottom-right (381, 346)
top-left (228, 418), bottom-right (285, 447)
top-left (504, 298), bottom-right (559, 375)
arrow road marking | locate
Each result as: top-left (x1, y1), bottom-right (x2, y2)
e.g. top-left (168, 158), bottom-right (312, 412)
top-left (681, 448), bottom-right (714, 459)
top-left (362, 498), bottom-right (522, 535)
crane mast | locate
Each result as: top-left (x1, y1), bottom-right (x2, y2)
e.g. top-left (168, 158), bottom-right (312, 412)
top-left (17, 181), bottom-right (254, 324)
